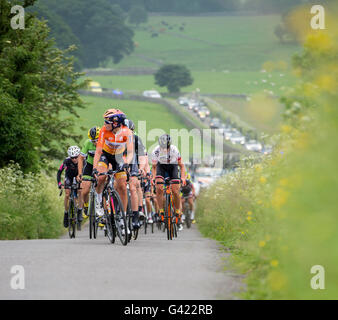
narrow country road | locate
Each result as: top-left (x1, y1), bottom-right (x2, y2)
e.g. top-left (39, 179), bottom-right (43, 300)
top-left (0, 223), bottom-right (244, 300)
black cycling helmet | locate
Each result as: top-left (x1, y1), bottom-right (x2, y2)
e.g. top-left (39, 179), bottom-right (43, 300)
top-left (125, 119), bottom-right (135, 131)
top-left (88, 126), bottom-right (100, 140)
top-left (159, 134), bottom-right (171, 149)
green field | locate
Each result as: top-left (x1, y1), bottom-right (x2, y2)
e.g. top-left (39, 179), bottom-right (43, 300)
top-left (84, 15), bottom-right (299, 135)
top-left (212, 97), bottom-right (284, 134)
top-left (105, 15), bottom-right (300, 72)
top-left (75, 95), bottom-right (204, 159)
top-left (87, 70), bottom-right (295, 96)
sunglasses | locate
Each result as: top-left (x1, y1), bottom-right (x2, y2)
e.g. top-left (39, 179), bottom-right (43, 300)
top-left (71, 156), bottom-right (79, 159)
top-left (104, 119), bottom-right (118, 124)
top-left (91, 139), bottom-right (98, 143)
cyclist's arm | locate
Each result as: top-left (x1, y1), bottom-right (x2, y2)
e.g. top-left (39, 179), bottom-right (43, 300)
top-left (152, 161), bottom-right (157, 179)
top-left (56, 161), bottom-right (65, 186)
top-left (178, 158), bottom-right (186, 182)
top-left (93, 146), bottom-right (103, 170)
top-left (125, 134), bottom-right (134, 165)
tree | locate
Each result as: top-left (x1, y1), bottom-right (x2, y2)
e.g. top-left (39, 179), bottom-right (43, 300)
top-left (155, 64), bottom-right (193, 93)
top-left (128, 5), bottom-right (148, 26)
top-left (0, 0), bottom-right (86, 172)
top-left (33, 0), bottom-right (135, 68)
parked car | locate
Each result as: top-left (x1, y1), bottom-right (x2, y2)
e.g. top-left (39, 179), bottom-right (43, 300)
top-left (224, 128), bottom-right (236, 140)
top-left (245, 140), bottom-right (262, 152)
top-left (198, 110), bottom-right (207, 120)
top-left (230, 132), bottom-right (246, 145)
top-left (112, 88), bottom-right (123, 96)
top-left (178, 97), bottom-right (189, 106)
top-left (262, 144), bottom-right (273, 155)
top-left (195, 167), bottom-right (223, 188)
top-left (88, 81), bottom-right (102, 93)
top-left (143, 90), bottom-right (162, 98)
top-left (218, 123), bottom-right (227, 134)
top-left (200, 106), bottom-right (210, 116)
top-left (210, 117), bottom-right (221, 129)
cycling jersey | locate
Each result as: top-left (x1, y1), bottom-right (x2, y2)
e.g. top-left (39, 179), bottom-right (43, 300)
top-left (151, 145), bottom-right (181, 165)
top-left (123, 134), bottom-right (146, 176)
top-left (97, 125), bottom-right (133, 155)
top-left (81, 139), bottom-right (96, 165)
top-left (57, 158), bottom-right (78, 186)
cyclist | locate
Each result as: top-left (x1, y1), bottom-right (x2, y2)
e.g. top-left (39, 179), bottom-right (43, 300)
top-left (180, 172), bottom-right (196, 224)
top-left (152, 134), bottom-right (186, 230)
top-left (78, 126), bottom-right (100, 219)
top-left (57, 146), bottom-right (82, 228)
top-left (124, 119), bottom-right (148, 228)
top-left (142, 171), bottom-right (154, 224)
top-left (92, 108), bottom-right (134, 234)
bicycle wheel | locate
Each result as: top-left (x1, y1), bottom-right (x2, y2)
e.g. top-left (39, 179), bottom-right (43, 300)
top-left (165, 194), bottom-right (172, 240)
top-left (88, 193), bottom-right (94, 239)
top-left (89, 192), bottom-right (98, 239)
top-left (68, 199), bottom-right (76, 239)
top-left (104, 206), bottom-right (115, 244)
top-left (111, 190), bottom-right (128, 246)
top-left (144, 205), bottom-right (148, 235)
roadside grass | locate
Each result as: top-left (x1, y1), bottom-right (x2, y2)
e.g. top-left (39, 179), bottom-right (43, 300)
top-left (196, 70), bottom-right (338, 300)
top-left (0, 163), bottom-right (64, 240)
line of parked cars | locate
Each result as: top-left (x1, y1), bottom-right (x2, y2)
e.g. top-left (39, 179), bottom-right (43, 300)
top-left (178, 96), bottom-right (211, 121)
top-left (177, 95), bottom-right (273, 154)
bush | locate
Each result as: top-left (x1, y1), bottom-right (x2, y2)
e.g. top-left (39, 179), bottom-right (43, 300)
top-left (0, 163), bottom-right (64, 240)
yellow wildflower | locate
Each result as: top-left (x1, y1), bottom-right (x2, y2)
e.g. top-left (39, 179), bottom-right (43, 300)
top-left (271, 188), bottom-right (289, 209)
top-left (247, 211), bottom-right (252, 216)
top-left (259, 240), bottom-right (266, 247)
top-left (268, 271), bottom-right (288, 291)
top-left (247, 216), bottom-right (252, 221)
top-left (260, 176), bottom-right (267, 184)
top-left (270, 260), bottom-right (279, 267)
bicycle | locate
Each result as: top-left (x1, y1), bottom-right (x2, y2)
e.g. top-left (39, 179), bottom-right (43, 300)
top-left (157, 177), bottom-right (180, 240)
top-left (60, 177), bottom-right (81, 239)
top-left (182, 194), bottom-right (192, 229)
top-left (100, 170), bottom-right (128, 246)
top-left (82, 177), bottom-right (99, 239)
top-left (140, 176), bottom-right (154, 235)
top-left (126, 180), bottom-right (138, 242)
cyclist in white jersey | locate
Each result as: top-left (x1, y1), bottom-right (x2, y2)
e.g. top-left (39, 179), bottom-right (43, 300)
top-left (152, 134), bottom-right (186, 225)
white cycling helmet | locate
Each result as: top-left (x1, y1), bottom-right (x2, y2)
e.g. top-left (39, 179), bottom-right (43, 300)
top-left (67, 146), bottom-right (80, 158)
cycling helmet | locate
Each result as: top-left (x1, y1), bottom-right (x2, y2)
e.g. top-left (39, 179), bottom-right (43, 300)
top-left (159, 134), bottom-right (171, 149)
top-left (68, 146), bottom-right (80, 158)
top-left (124, 119), bottom-right (135, 131)
top-left (88, 126), bottom-right (100, 140)
top-left (103, 108), bottom-right (126, 129)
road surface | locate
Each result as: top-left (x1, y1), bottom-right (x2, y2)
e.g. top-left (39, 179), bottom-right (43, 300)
top-left (0, 222), bottom-right (244, 300)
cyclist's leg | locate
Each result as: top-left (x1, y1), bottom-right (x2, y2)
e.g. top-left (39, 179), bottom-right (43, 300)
top-left (129, 175), bottom-right (140, 228)
top-left (168, 165), bottom-right (181, 214)
top-left (95, 153), bottom-right (109, 216)
top-left (155, 166), bottom-right (165, 211)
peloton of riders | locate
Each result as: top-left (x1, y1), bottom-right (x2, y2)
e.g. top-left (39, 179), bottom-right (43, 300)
top-left (57, 107), bottom-right (197, 232)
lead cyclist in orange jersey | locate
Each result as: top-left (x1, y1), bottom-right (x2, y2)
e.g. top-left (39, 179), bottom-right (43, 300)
top-left (92, 109), bottom-right (134, 222)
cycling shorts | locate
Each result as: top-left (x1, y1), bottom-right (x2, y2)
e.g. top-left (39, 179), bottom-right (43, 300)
top-left (98, 151), bottom-right (127, 180)
top-left (155, 163), bottom-right (180, 182)
top-left (83, 163), bottom-right (93, 178)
